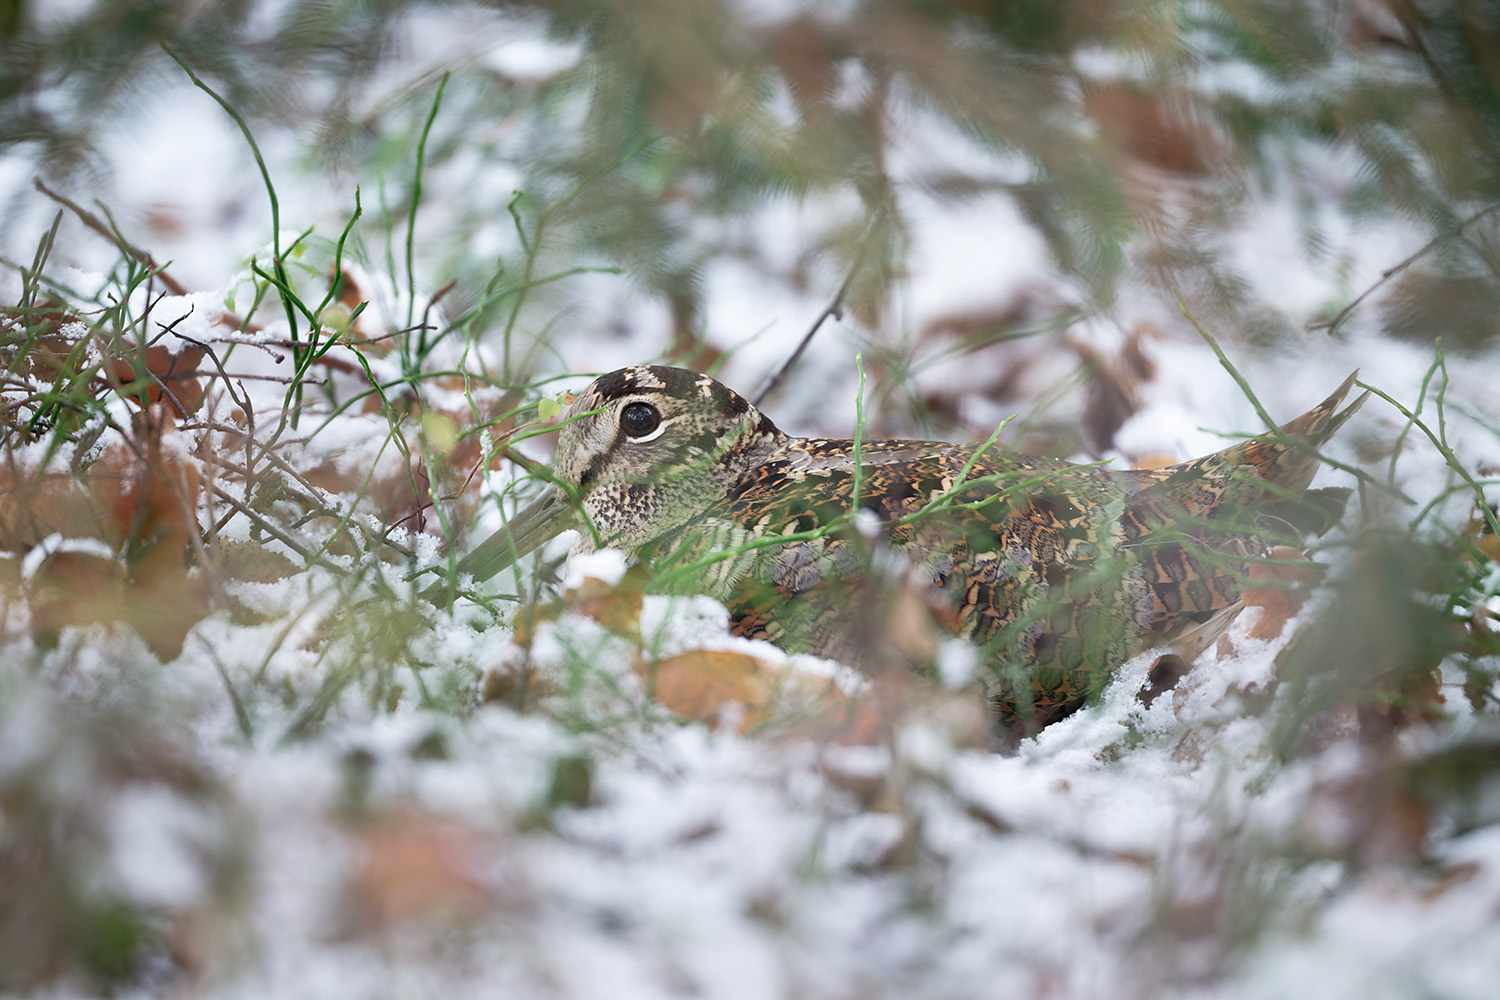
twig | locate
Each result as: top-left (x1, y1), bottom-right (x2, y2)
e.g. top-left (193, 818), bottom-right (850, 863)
top-left (181, 330), bottom-right (286, 361)
top-left (148, 292), bottom-right (206, 353)
top-left (138, 299), bottom-right (201, 419)
top-left (32, 178), bottom-right (191, 297)
top-left (182, 369), bottom-right (326, 385)
top-left (1311, 201), bottom-right (1500, 336)
top-left (203, 480), bottom-right (316, 563)
top-left (34, 176), bottom-right (271, 346)
top-left (171, 331), bottom-right (259, 511)
top-left (196, 450), bottom-right (338, 515)
top-left (753, 214), bottom-right (884, 407)
top-left (1177, 290), bottom-right (1405, 502)
top-left (346, 322), bottom-right (435, 347)
top-left (416, 278), bottom-right (456, 360)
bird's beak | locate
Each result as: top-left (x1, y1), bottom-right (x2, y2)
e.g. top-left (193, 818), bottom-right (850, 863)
top-left (422, 486), bottom-right (580, 604)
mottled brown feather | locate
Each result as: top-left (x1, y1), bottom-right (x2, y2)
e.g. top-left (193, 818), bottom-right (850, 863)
top-left (445, 365), bottom-right (1367, 736)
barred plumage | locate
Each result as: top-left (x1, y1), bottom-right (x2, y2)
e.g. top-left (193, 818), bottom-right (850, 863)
top-left (430, 365), bottom-right (1366, 735)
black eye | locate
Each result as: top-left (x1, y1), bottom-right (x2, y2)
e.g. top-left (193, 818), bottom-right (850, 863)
top-left (621, 402), bottom-right (661, 438)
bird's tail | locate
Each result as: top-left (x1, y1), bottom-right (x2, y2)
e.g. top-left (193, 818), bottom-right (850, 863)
top-left (1187, 370), bottom-right (1369, 499)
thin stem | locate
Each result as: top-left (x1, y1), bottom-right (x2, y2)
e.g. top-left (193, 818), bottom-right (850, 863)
top-left (1311, 201), bottom-right (1500, 336)
top-left (408, 75), bottom-right (449, 338)
top-left (754, 212), bottom-right (884, 407)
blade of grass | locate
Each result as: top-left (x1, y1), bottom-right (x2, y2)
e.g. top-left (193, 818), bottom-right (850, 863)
top-left (1357, 379), bottom-right (1500, 539)
top-left (408, 74), bottom-right (449, 344)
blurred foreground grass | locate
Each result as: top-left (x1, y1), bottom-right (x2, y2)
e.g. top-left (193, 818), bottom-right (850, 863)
top-left (2, 0), bottom-right (1500, 994)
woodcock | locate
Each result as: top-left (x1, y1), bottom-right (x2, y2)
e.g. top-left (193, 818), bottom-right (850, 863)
top-left (429, 365), bottom-right (1367, 734)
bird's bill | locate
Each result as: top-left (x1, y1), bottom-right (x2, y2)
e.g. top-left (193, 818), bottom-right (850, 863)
top-left (424, 487), bottom-right (580, 601)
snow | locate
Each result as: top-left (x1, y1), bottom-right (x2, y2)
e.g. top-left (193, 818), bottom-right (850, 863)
top-left (19, 534), bottom-right (116, 578)
top-left (561, 548), bottom-right (630, 590)
top-left (2, 7), bottom-right (1500, 1000)
top-left (483, 36), bottom-right (584, 81)
top-left (103, 784), bottom-right (215, 908)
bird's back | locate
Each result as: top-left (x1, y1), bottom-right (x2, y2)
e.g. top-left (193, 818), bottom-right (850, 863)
top-left (650, 373), bottom-right (1367, 733)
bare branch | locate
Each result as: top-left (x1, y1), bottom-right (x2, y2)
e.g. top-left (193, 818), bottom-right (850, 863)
top-left (754, 214), bottom-right (885, 407)
top-left (1311, 201), bottom-right (1500, 336)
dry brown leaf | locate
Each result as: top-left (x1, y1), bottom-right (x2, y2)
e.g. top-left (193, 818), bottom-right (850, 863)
top-left (635, 647), bottom-right (912, 747)
top-left (303, 438), bottom-right (427, 531)
top-left (95, 410), bottom-right (202, 547)
top-left (1075, 324), bottom-right (1161, 454)
top-left (777, 678), bottom-right (887, 748)
top-left (1357, 658), bottom-right (1447, 738)
top-left (1463, 504), bottom-right (1500, 566)
top-left (636, 650), bottom-right (775, 730)
top-left (310, 390), bottom-right (519, 538)
top-left (565, 564), bottom-right (648, 636)
top-left (349, 811), bottom-right (491, 929)
top-left (106, 342), bottom-right (207, 418)
top-left (10, 406), bottom-right (209, 656)
top-left (0, 305), bottom-right (88, 384)
top-left (482, 661), bottom-right (557, 707)
top-left (766, 14), bottom-right (842, 109)
top-left (28, 549), bottom-right (129, 641)
top-left (1304, 756), bottom-right (1432, 864)
top-left (91, 408), bottom-right (209, 657)
top-left (884, 581), bottom-right (941, 664)
top-left (1243, 545), bottom-right (1324, 641)
top-left (1419, 861), bottom-right (1484, 902)
top-left (1085, 82), bottom-right (1224, 175)
top-left (216, 539), bottom-right (299, 583)
top-left (0, 468), bottom-right (102, 552)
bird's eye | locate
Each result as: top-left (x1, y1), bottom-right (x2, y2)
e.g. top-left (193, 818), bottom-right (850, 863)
top-left (621, 401), bottom-right (662, 439)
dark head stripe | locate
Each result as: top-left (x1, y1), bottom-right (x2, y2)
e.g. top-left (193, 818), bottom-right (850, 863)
top-left (647, 366), bottom-right (715, 402)
top-left (590, 366), bottom-right (657, 399)
top-left (710, 380), bottom-right (750, 419)
top-left (589, 366), bottom-right (756, 422)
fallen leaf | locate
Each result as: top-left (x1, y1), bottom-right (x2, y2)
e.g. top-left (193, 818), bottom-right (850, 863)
top-left (1085, 82), bottom-right (1224, 175)
top-left (28, 549), bottom-right (128, 641)
top-left (106, 343), bottom-right (207, 418)
top-left (216, 540), bottom-right (299, 583)
top-left (565, 564), bottom-right (647, 636)
top-left (348, 811), bottom-right (491, 929)
top-left (636, 650), bottom-right (775, 730)
top-left (1243, 546), bottom-right (1324, 641)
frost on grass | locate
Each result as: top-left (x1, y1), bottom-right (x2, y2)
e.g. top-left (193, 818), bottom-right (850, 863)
top-left (6, 479), bottom-right (1500, 1000)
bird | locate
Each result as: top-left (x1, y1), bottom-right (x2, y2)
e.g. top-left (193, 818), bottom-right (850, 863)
top-left (426, 364), bottom-right (1367, 736)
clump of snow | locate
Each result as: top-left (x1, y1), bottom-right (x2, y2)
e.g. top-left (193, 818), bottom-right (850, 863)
top-left (20, 533), bottom-right (116, 578)
top-left (483, 35), bottom-right (583, 80)
top-left (562, 548), bottom-right (631, 590)
top-left (104, 784), bottom-right (217, 908)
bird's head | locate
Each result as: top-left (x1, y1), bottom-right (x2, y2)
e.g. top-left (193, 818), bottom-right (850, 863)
top-left (439, 365), bottom-right (787, 590)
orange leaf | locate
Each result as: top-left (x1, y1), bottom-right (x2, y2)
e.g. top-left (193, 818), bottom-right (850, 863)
top-left (216, 539), bottom-right (300, 583)
top-left (1243, 546), bottom-right (1323, 641)
top-left (28, 549), bottom-right (128, 640)
top-left (349, 811), bottom-right (490, 928)
top-left (107, 344), bottom-right (206, 418)
top-left (636, 650), bottom-right (775, 730)
top-left (636, 649), bottom-right (883, 743)
top-left (565, 564), bottom-right (647, 636)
